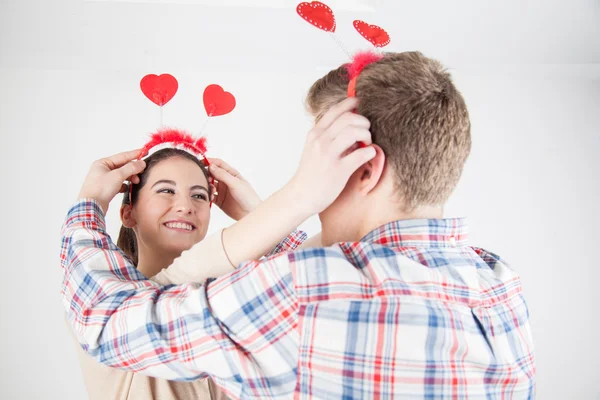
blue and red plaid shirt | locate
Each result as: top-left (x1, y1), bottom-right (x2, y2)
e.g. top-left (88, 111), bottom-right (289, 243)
top-left (61, 200), bottom-right (535, 399)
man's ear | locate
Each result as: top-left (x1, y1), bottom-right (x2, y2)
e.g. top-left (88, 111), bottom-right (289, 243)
top-left (120, 204), bottom-right (137, 228)
top-left (357, 144), bottom-right (386, 195)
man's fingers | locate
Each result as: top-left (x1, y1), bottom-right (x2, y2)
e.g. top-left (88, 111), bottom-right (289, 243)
top-left (112, 160), bottom-right (146, 182)
top-left (208, 164), bottom-right (236, 187)
top-left (207, 157), bottom-right (222, 166)
top-left (208, 158), bottom-right (241, 178)
top-left (315, 97), bottom-right (360, 131)
top-left (101, 149), bottom-right (143, 170)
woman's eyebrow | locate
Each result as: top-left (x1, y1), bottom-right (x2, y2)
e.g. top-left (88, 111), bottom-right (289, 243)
top-left (151, 179), bottom-right (176, 188)
top-left (190, 185), bottom-right (209, 194)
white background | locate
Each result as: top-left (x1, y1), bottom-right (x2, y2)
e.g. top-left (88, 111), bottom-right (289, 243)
top-left (0, 0), bottom-right (598, 398)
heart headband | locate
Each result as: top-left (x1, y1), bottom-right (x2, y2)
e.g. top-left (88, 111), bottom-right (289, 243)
top-left (134, 76), bottom-right (237, 205)
top-left (140, 75), bottom-right (236, 126)
top-left (296, 1), bottom-right (391, 54)
top-left (296, 1), bottom-right (390, 97)
top-left (138, 74), bottom-right (236, 158)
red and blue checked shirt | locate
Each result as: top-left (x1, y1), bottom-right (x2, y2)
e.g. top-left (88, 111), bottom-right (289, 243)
top-left (61, 200), bottom-right (535, 399)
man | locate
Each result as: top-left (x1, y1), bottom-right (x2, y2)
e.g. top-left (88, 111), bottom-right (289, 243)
top-left (62, 51), bottom-right (535, 399)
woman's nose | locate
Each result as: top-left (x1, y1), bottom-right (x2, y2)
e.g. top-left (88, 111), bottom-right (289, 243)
top-left (174, 196), bottom-right (194, 214)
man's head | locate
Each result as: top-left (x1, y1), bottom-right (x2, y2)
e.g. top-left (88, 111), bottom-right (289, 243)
top-left (306, 51), bottom-right (471, 245)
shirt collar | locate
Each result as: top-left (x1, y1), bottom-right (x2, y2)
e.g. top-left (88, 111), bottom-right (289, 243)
top-left (360, 218), bottom-right (469, 248)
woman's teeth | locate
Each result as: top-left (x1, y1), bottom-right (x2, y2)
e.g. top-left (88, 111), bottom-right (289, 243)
top-left (165, 222), bottom-right (194, 231)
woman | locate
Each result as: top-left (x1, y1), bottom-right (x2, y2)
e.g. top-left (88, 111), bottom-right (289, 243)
top-left (72, 145), bottom-right (225, 399)
top-left (67, 105), bottom-right (371, 397)
top-left (71, 130), bottom-right (308, 400)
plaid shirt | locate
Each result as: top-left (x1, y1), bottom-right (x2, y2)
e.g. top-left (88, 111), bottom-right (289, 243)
top-left (265, 229), bottom-right (307, 258)
top-left (61, 200), bottom-right (535, 399)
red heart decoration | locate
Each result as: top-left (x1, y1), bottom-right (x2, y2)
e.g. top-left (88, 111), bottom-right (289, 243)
top-left (203, 84), bottom-right (236, 117)
top-left (353, 20), bottom-right (390, 48)
top-left (297, 2), bottom-right (336, 33)
top-left (140, 74), bottom-right (178, 106)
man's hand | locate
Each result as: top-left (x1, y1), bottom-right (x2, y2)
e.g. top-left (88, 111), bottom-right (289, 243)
top-left (208, 158), bottom-right (262, 221)
top-left (78, 149), bottom-right (146, 214)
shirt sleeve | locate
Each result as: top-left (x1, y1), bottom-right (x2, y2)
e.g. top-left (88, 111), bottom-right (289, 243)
top-left (60, 199), bottom-right (299, 395)
top-left (151, 228), bottom-right (306, 286)
top-left (264, 229), bottom-right (308, 257)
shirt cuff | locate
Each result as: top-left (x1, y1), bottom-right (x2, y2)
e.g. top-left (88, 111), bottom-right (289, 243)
top-left (65, 198), bottom-right (107, 231)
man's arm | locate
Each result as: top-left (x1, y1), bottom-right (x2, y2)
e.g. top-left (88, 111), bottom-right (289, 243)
top-left (61, 200), bottom-right (299, 394)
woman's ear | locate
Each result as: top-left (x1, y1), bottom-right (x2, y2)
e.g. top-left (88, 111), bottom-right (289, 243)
top-left (120, 204), bottom-right (137, 228)
top-left (209, 183), bottom-right (217, 202)
top-left (358, 144), bottom-right (386, 195)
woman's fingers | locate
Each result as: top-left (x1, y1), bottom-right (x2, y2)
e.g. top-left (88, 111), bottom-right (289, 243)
top-left (315, 97), bottom-right (360, 132)
top-left (341, 145), bottom-right (377, 174)
top-left (330, 126), bottom-right (372, 156)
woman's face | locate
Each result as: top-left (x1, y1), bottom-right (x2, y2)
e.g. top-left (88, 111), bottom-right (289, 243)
top-left (130, 156), bottom-right (211, 259)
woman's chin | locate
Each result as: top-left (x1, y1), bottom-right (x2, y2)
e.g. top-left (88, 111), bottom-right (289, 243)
top-left (162, 239), bottom-right (199, 255)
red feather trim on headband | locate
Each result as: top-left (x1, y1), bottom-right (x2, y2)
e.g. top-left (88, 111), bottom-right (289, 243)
top-left (131, 128), bottom-right (213, 206)
top-left (138, 128), bottom-right (208, 163)
top-left (346, 50), bottom-right (384, 80)
top-left (346, 51), bottom-right (384, 98)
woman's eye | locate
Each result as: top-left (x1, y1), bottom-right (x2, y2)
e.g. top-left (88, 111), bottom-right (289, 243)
top-left (193, 193), bottom-right (208, 201)
top-left (158, 188), bottom-right (175, 194)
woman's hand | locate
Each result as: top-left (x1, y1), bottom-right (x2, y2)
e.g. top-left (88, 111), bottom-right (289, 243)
top-left (215, 99), bottom-right (373, 267)
top-left (78, 149), bottom-right (146, 214)
top-left (286, 97), bottom-right (375, 215)
top-left (208, 158), bottom-right (262, 221)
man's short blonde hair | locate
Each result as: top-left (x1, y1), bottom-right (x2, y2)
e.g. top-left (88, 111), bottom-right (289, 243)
top-left (306, 51), bottom-right (471, 210)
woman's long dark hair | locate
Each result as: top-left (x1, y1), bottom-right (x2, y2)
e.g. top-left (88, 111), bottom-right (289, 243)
top-left (116, 148), bottom-right (211, 266)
